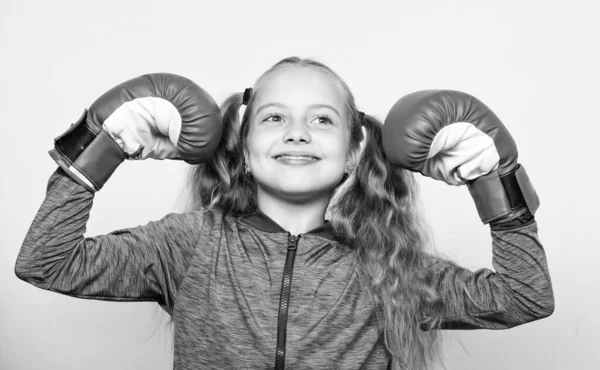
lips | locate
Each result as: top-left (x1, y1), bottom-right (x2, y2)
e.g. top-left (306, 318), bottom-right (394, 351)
top-left (272, 153), bottom-right (321, 160)
top-left (272, 153), bottom-right (321, 165)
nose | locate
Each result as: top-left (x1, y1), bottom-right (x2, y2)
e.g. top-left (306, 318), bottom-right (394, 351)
top-left (283, 118), bottom-right (311, 143)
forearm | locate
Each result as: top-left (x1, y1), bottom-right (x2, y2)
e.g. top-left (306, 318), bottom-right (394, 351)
top-left (488, 219), bottom-right (554, 324)
top-left (15, 168), bottom-right (159, 301)
top-left (16, 168), bottom-right (94, 287)
top-left (425, 218), bottom-right (554, 330)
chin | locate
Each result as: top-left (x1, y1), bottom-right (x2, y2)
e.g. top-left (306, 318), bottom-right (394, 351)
top-left (277, 182), bottom-right (333, 195)
top-left (259, 178), bottom-right (340, 202)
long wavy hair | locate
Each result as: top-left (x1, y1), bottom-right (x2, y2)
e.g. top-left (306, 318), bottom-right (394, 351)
top-left (184, 57), bottom-right (445, 369)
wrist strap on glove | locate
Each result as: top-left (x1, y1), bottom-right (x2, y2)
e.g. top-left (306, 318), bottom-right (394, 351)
top-left (467, 164), bottom-right (540, 224)
top-left (48, 110), bottom-right (126, 192)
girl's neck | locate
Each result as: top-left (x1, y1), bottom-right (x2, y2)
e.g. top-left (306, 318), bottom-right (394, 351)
top-left (256, 191), bottom-right (331, 236)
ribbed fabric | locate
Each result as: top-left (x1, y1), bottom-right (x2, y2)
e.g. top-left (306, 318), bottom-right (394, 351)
top-left (15, 169), bottom-right (554, 369)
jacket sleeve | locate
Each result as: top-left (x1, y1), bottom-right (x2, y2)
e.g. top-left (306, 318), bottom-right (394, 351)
top-left (420, 217), bottom-right (554, 330)
top-left (14, 168), bottom-right (207, 315)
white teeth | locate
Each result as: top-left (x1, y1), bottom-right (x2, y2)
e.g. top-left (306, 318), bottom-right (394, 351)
top-left (276, 155), bottom-right (318, 160)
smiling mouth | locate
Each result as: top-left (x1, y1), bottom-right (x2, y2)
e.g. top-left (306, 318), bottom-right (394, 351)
top-left (272, 155), bottom-right (321, 165)
top-left (273, 155), bottom-right (321, 160)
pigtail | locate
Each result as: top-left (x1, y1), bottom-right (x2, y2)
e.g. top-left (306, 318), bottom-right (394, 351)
top-left (185, 93), bottom-right (257, 214)
top-left (331, 113), bottom-right (444, 370)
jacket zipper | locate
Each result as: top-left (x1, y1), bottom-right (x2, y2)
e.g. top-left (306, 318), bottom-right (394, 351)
top-left (274, 233), bottom-right (300, 370)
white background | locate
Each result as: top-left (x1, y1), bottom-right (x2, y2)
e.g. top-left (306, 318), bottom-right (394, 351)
top-left (1, 0), bottom-right (598, 369)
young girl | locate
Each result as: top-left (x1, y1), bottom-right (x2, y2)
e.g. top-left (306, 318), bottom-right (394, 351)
top-left (15, 57), bottom-right (554, 370)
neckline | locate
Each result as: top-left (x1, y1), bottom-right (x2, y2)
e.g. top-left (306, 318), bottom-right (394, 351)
top-left (239, 208), bottom-right (335, 241)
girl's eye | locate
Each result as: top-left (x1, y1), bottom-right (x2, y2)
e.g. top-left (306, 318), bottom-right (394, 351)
top-left (314, 115), bottom-right (333, 125)
top-left (264, 114), bottom-right (284, 123)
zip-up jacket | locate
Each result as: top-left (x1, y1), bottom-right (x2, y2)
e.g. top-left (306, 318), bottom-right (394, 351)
top-left (14, 169), bottom-right (555, 369)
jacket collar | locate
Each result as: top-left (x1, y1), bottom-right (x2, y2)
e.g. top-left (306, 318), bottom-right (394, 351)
top-left (240, 208), bottom-right (335, 241)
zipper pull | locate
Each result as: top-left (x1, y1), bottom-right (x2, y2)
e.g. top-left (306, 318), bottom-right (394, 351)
top-left (288, 234), bottom-right (298, 250)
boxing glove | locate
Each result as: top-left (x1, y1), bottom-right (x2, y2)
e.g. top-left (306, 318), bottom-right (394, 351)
top-left (382, 90), bottom-right (539, 224)
top-left (49, 73), bottom-right (222, 192)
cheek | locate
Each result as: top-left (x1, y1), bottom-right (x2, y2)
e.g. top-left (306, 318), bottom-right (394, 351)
top-left (246, 130), bottom-right (275, 161)
top-left (245, 125), bottom-right (261, 152)
top-left (324, 134), bottom-right (351, 162)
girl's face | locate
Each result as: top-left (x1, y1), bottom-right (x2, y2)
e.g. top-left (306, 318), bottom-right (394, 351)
top-left (245, 65), bottom-right (353, 203)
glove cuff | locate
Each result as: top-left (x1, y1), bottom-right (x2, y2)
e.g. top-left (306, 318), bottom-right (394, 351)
top-left (467, 164), bottom-right (540, 224)
top-left (48, 110), bottom-right (126, 192)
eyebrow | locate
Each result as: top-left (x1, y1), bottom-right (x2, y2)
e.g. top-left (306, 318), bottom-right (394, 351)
top-left (255, 102), bottom-right (341, 117)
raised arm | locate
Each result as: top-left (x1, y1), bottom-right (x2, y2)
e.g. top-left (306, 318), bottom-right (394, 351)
top-left (15, 73), bottom-right (222, 314)
top-left (382, 90), bottom-right (554, 330)
top-left (15, 168), bottom-right (205, 314)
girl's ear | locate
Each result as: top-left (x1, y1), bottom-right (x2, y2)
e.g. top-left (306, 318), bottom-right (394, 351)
top-left (243, 148), bottom-right (252, 175)
top-left (243, 147), bottom-right (249, 165)
top-left (348, 125), bottom-right (368, 167)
